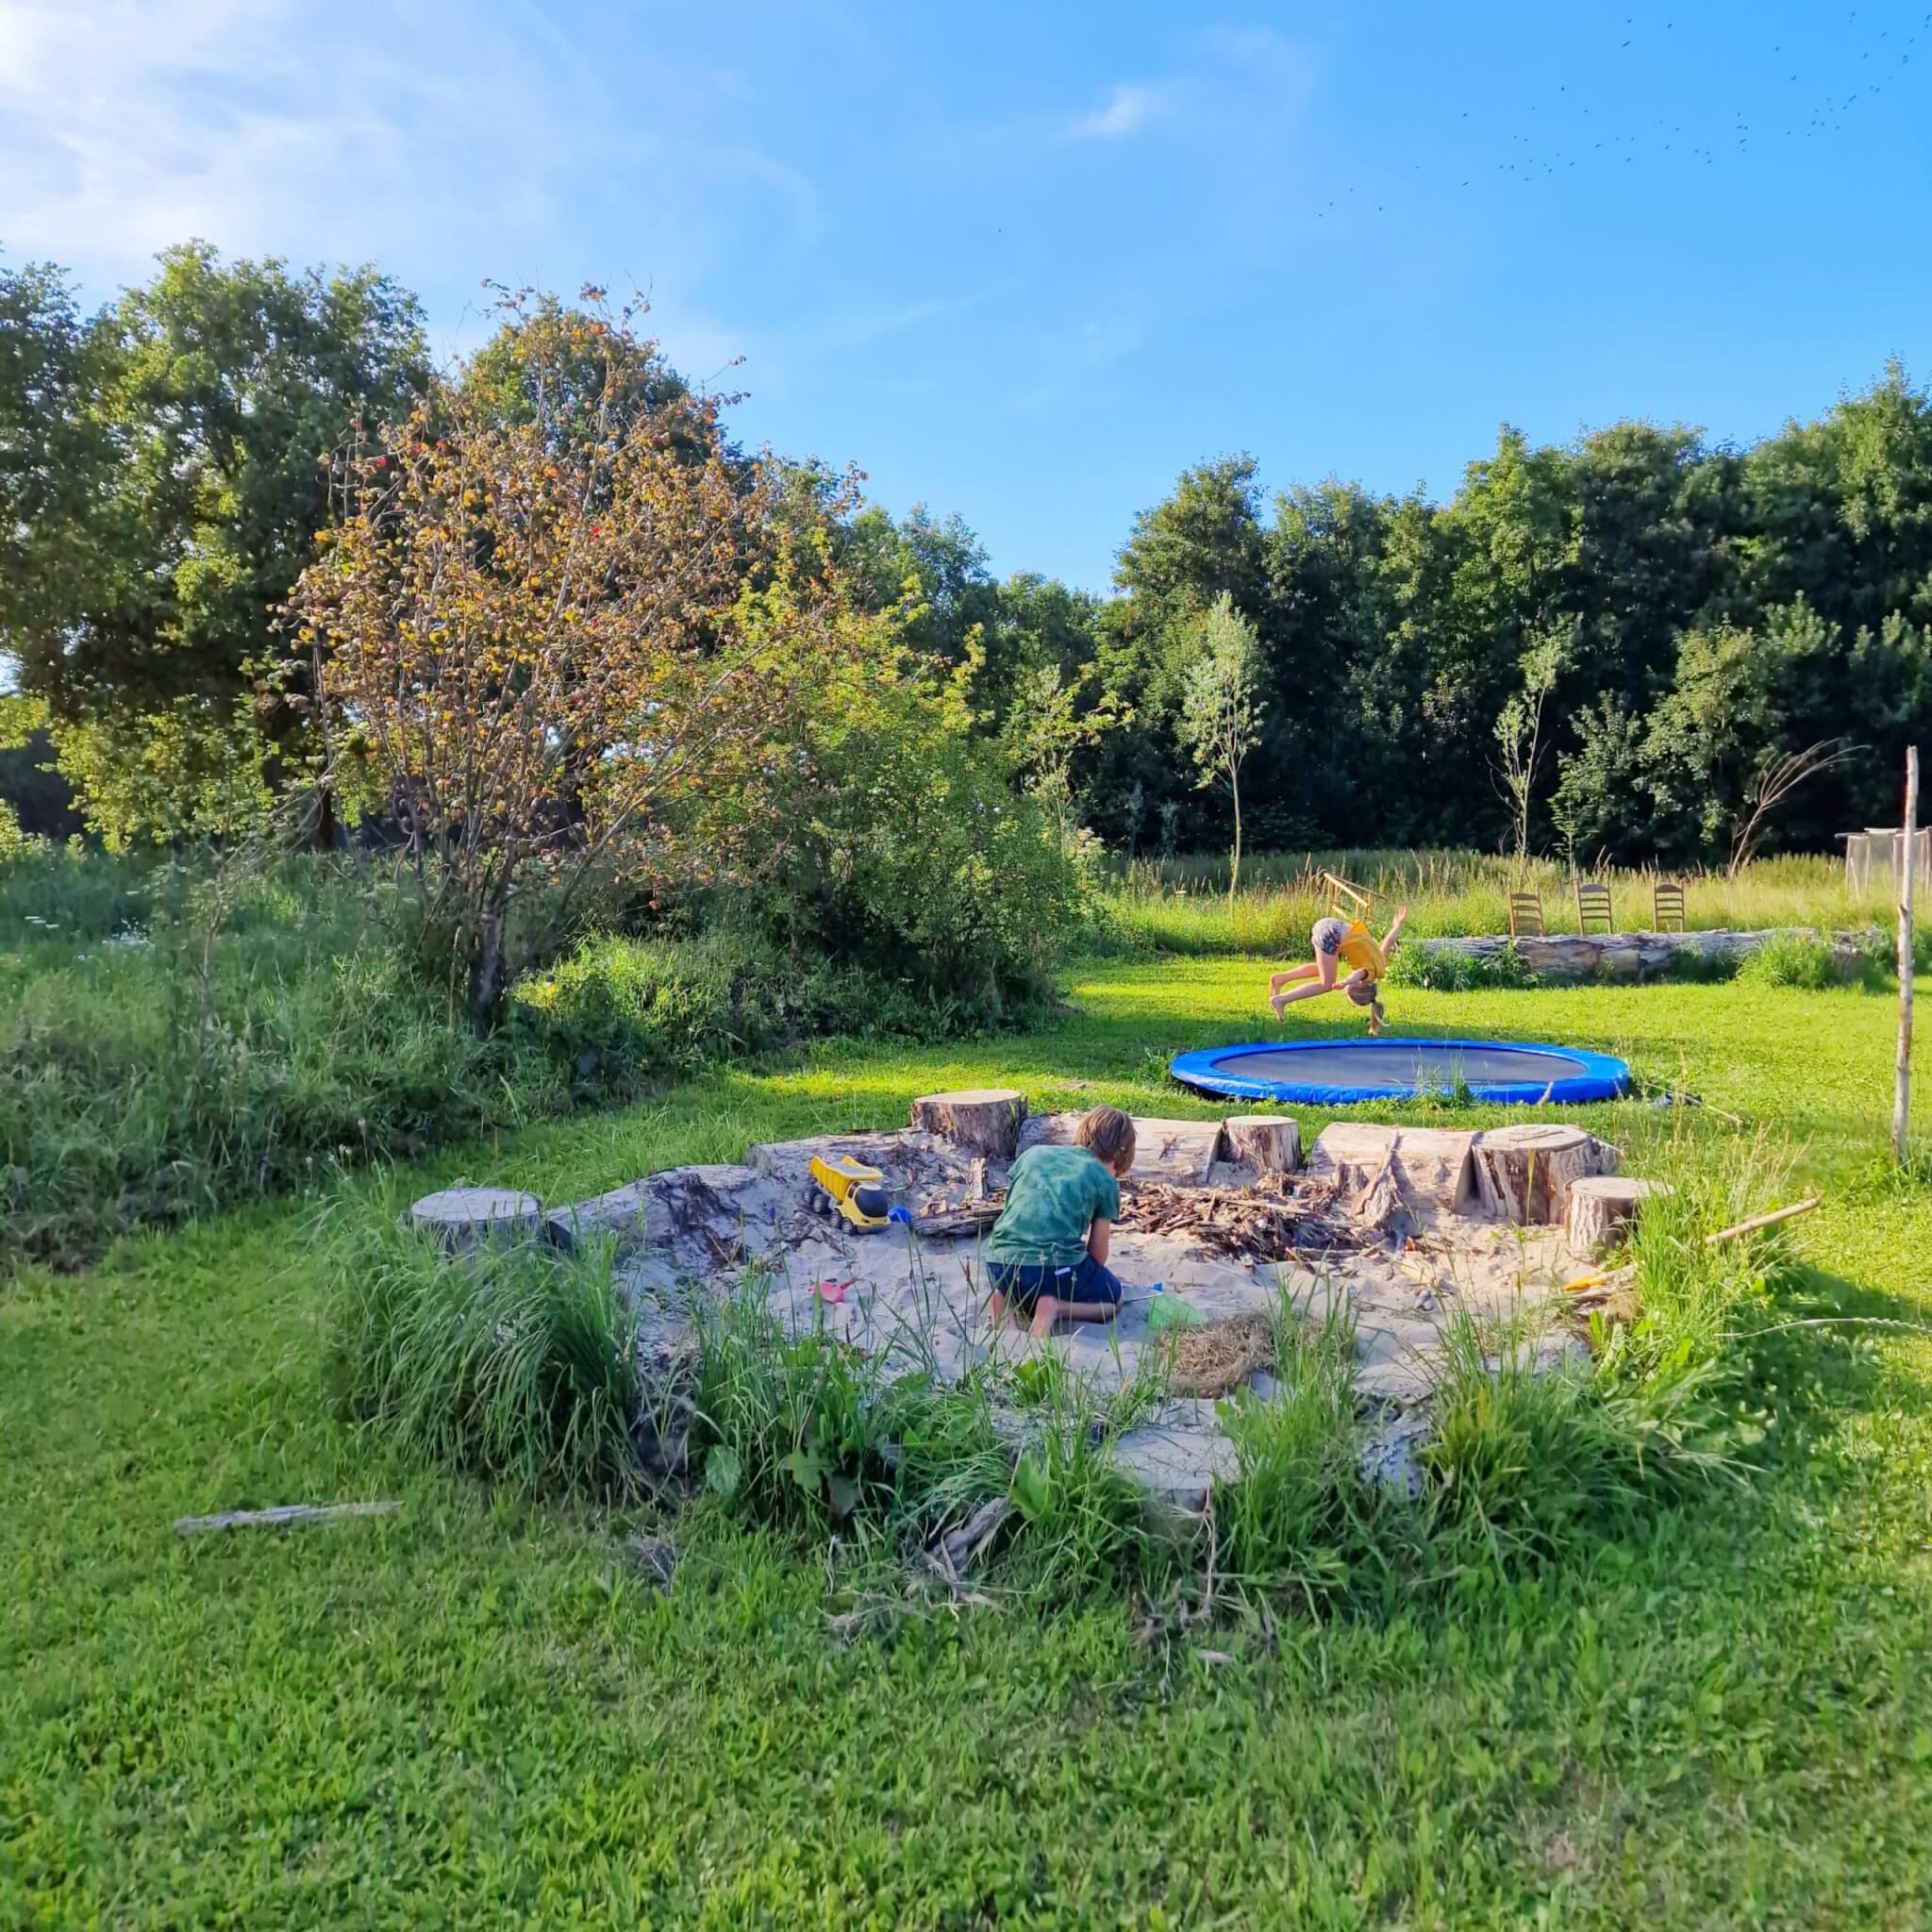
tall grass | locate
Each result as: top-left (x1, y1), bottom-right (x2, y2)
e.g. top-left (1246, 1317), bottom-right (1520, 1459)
top-left (1096, 848), bottom-right (1914, 958)
top-left (320, 1205), bottom-right (644, 1499)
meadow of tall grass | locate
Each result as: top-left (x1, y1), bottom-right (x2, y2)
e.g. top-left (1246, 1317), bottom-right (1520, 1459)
top-left (1096, 848), bottom-right (1913, 958)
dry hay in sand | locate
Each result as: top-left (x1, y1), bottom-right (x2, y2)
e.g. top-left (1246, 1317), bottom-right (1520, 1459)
top-left (1160, 1310), bottom-right (1277, 1399)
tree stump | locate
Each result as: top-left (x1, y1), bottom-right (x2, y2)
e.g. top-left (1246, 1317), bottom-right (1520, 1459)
top-left (1566, 1176), bottom-right (1672, 1257)
top-left (1471, 1125), bottom-right (1599, 1224)
top-left (1304, 1123), bottom-right (1475, 1216)
top-left (409, 1187), bottom-right (544, 1250)
top-left (1222, 1115), bottom-right (1302, 1174)
top-left (909, 1089), bottom-right (1027, 1159)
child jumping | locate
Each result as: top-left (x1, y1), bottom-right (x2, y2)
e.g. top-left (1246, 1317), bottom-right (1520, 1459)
top-left (984, 1105), bottom-right (1137, 1341)
top-left (1269, 904), bottom-right (1408, 1033)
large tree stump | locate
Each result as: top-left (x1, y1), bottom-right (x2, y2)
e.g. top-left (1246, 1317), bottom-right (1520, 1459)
top-left (1566, 1175), bottom-right (1672, 1257)
top-left (409, 1188), bottom-right (544, 1250)
top-left (909, 1089), bottom-right (1027, 1159)
top-left (1222, 1115), bottom-right (1302, 1174)
top-left (1304, 1124), bottom-right (1475, 1217)
top-left (1471, 1124), bottom-right (1601, 1224)
top-left (1123, 1119), bottom-right (1226, 1187)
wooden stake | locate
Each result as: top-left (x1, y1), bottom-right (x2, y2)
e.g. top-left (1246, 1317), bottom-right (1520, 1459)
top-left (1897, 744), bottom-right (1919, 1166)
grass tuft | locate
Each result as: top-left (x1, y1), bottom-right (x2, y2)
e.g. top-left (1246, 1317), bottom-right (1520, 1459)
top-left (320, 1202), bottom-right (643, 1500)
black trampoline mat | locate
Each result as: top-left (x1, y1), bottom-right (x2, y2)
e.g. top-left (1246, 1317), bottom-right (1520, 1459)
top-left (1219, 1044), bottom-right (1586, 1087)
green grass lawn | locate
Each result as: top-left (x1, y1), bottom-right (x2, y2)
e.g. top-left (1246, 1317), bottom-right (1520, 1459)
top-left (6, 963), bottom-right (1932, 1926)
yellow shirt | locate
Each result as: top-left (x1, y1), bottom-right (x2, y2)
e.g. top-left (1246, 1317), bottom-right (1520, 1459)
top-left (1336, 922), bottom-right (1386, 980)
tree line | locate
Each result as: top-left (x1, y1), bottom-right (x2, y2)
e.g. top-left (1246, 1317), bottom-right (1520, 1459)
top-left (4, 242), bottom-right (1930, 875)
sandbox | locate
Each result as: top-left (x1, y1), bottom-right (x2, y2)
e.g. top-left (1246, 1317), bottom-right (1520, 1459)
top-left (423, 1090), bottom-right (1655, 1517)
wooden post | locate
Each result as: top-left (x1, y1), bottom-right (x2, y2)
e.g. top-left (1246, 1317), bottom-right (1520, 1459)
top-left (1897, 745), bottom-right (1919, 1166)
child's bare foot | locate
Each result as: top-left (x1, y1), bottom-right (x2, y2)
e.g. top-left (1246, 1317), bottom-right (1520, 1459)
top-left (1028, 1295), bottom-right (1060, 1340)
top-left (1269, 991), bottom-right (1289, 1019)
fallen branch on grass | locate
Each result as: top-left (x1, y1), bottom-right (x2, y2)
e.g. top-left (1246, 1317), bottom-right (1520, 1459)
top-left (1561, 1195), bottom-right (1824, 1297)
top-left (174, 1501), bottom-right (399, 1536)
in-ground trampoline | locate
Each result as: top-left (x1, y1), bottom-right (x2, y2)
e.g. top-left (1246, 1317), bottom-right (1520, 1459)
top-left (1169, 1038), bottom-right (1630, 1107)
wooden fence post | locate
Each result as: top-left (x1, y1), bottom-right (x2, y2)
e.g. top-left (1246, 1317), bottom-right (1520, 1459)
top-left (1897, 745), bottom-right (1919, 1165)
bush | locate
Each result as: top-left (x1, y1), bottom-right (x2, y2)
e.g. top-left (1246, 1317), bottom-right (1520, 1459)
top-left (321, 1208), bottom-right (643, 1499)
top-left (508, 927), bottom-right (1044, 1102)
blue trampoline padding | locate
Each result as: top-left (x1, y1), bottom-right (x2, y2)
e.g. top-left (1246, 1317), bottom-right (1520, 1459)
top-left (1168, 1038), bottom-right (1630, 1107)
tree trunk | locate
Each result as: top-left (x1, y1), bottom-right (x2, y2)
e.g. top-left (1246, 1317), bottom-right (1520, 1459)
top-left (467, 903), bottom-right (508, 1039)
top-left (1229, 760), bottom-right (1242, 912)
top-left (1223, 1115), bottom-right (1301, 1174)
top-left (1898, 743), bottom-right (1919, 1164)
top-left (1472, 1124), bottom-right (1607, 1224)
top-left (909, 1089), bottom-right (1028, 1159)
top-left (1565, 1176), bottom-right (1671, 1257)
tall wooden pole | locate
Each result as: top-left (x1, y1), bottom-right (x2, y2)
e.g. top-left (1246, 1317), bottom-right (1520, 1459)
top-left (1896, 744), bottom-right (1919, 1165)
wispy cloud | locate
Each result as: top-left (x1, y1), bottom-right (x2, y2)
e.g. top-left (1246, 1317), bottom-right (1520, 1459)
top-left (1069, 82), bottom-right (1169, 142)
top-left (1055, 26), bottom-right (1314, 148)
top-left (0, 0), bottom-right (809, 367)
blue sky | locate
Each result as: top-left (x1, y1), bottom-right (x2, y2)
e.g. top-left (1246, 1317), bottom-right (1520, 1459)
top-left (3, 1), bottom-right (1928, 589)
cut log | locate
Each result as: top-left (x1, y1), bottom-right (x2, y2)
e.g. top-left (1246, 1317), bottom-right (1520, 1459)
top-left (1566, 1175), bottom-right (1672, 1257)
top-left (1222, 1115), bottom-right (1302, 1174)
top-left (1303, 1123), bottom-right (1475, 1216)
top-left (409, 1187), bottom-right (544, 1250)
top-left (1019, 1111), bottom-right (1225, 1186)
top-left (1471, 1124), bottom-right (1597, 1224)
top-left (1015, 1110), bottom-right (1081, 1156)
top-left (1124, 1119), bottom-right (1226, 1187)
top-left (908, 1089), bottom-right (1027, 1159)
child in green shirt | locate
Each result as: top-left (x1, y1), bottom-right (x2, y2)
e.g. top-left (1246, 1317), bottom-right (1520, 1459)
top-left (984, 1106), bottom-right (1138, 1340)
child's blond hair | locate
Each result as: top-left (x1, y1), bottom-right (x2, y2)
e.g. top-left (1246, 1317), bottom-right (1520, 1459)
top-left (1074, 1105), bottom-right (1137, 1174)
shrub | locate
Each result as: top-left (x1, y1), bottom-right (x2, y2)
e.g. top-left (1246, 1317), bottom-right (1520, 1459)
top-left (321, 1208), bottom-right (643, 1499)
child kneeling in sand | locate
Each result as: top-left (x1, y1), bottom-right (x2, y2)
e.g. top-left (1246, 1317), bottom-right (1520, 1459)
top-left (984, 1106), bottom-right (1137, 1341)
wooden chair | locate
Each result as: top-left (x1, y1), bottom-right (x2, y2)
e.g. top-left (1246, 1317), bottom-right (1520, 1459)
top-left (1652, 879), bottom-right (1687, 933)
top-left (1321, 870), bottom-right (1374, 925)
top-left (1574, 879), bottom-right (1614, 934)
top-left (1507, 891), bottom-right (1544, 938)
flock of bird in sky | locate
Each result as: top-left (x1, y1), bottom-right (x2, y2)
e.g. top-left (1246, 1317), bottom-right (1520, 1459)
top-left (1312, 8), bottom-right (1927, 218)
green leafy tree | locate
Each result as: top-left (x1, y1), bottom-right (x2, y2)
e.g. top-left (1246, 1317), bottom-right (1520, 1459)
top-left (2, 243), bottom-right (427, 842)
top-left (1174, 593), bottom-right (1266, 905)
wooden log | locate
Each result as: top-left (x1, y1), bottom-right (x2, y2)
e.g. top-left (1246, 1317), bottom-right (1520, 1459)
top-left (1471, 1124), bottom-right (1595, 1224)
top-left (1304, 1123), bottom-right (1475, 1216)
top-left (175, 1501), bottom-right (400, 1536)
top-left (1222, 1115), bottom-right (1302, 1174)
top-left (908, 1089), bottom-right (1027, 1159)
top-left (409, 1187), bottom-right (544, 1250)
top-left (1566, 1175), bottom-right (1672, 1257)
top-left (1124, 1119), bottom-right (1227, 1187)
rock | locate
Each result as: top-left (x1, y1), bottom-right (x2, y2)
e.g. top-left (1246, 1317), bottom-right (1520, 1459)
top-left (623, 1532), bottom-right (680, 1591)
top-left (1470, 1124), bottom-right (1599, 1224)
top-left (1566, 1175), bottom-right (1672, 1257)
top-left (908, 1089), bottom-right (1027, 1158)
top-left (1222, 1115), bottom-right (1301, 1174)
top-left (409, 1187), bottom-right (543, 1250)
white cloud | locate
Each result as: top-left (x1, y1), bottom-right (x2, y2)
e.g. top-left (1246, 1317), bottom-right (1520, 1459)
top-left (0, 0), bottom-right (810, 375)
top-left (1070, 82), bottom-right (1167, 141)
top-left (1057, 26), bottom-right (1314, 149)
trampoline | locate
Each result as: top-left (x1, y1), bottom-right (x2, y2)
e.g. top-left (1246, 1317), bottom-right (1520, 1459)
top-left (1169, 1038), bottom-right (1630, 1107)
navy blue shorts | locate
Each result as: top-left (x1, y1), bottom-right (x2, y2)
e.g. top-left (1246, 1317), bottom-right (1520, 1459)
top-left (988, 1256), bottom-right (1125, 1314)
